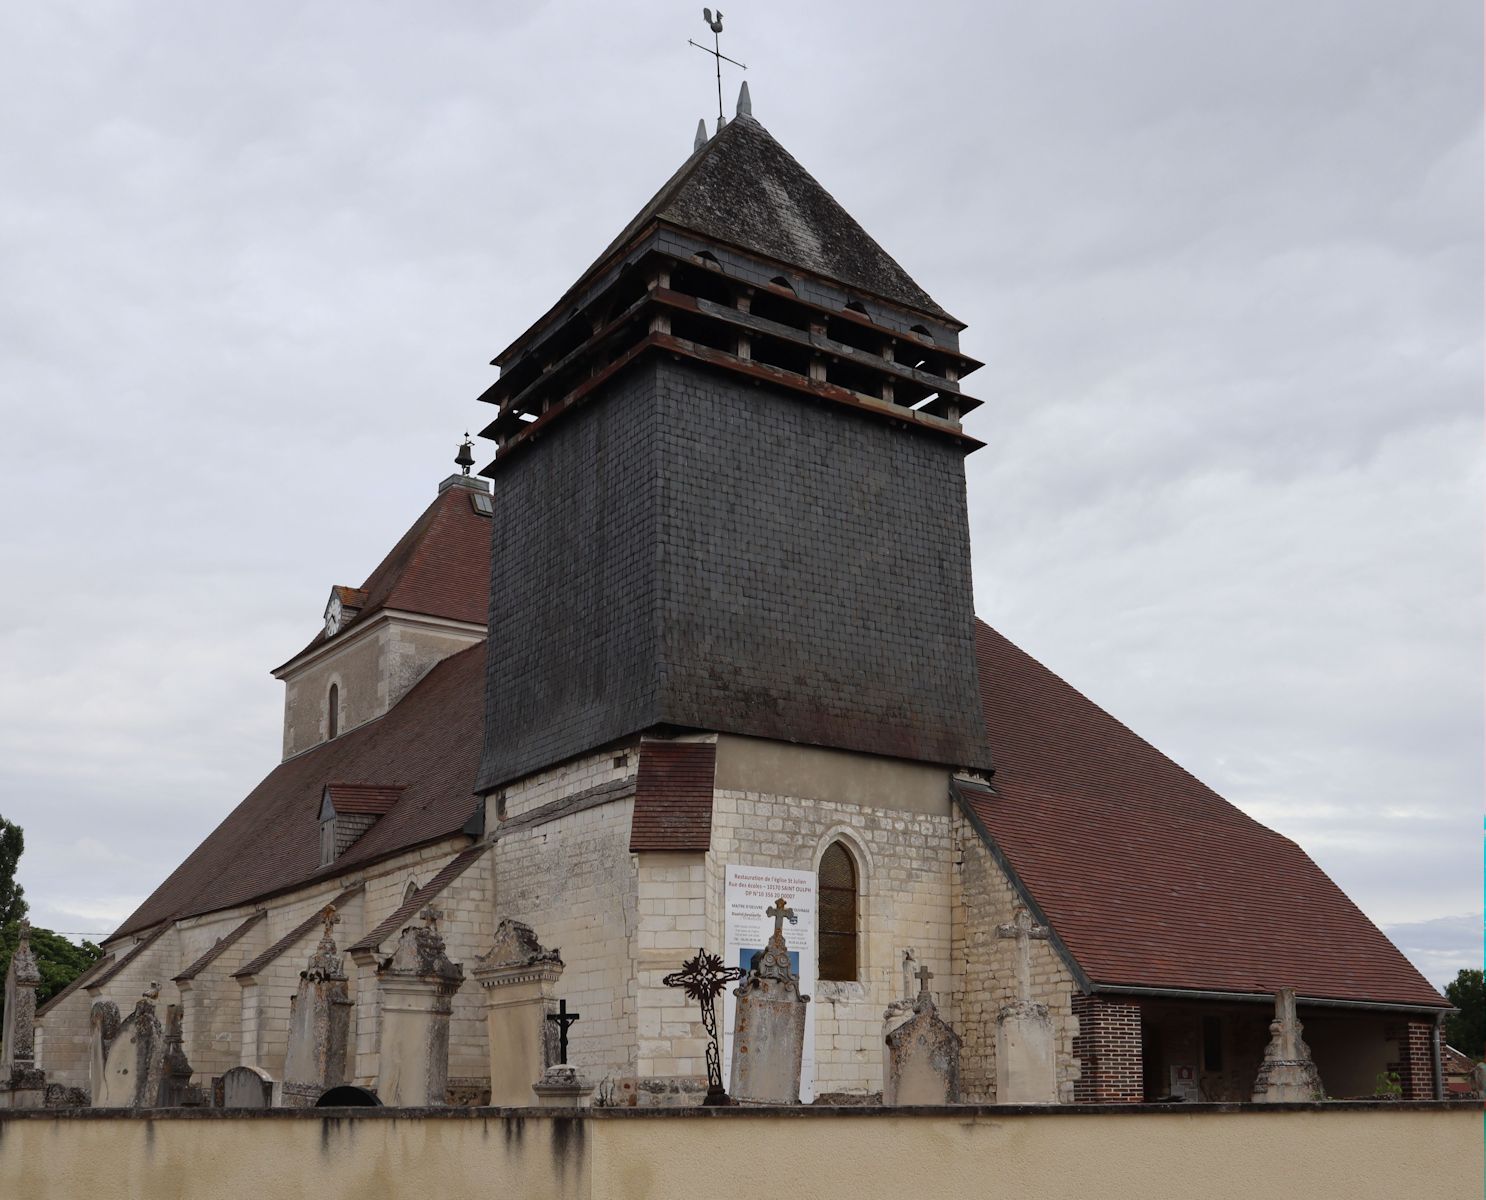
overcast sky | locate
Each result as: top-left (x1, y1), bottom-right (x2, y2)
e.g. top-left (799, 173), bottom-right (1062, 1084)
top-left (0, 2), bottom-right (1479, 987)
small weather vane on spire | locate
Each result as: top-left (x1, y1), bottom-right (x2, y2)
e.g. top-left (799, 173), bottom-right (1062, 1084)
top-left (690, 9), bottom-right (746, 132)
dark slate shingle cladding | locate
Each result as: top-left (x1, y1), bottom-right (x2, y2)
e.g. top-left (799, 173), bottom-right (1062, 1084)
top-left (477, 356), bottom-right (991, 792)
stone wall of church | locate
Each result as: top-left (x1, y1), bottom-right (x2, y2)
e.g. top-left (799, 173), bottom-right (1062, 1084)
top-left (952, 811), bottom-right (1080, 1103)
top-left (492, 748), bottom-right (642, 1094)
top-left (706, 786), bottom-right (957, 1098)
top-left (280, 618), bottom-right (483, 759)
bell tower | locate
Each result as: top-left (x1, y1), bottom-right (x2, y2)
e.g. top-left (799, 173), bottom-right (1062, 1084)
top-left (476, 91), bottom-right (992, 792)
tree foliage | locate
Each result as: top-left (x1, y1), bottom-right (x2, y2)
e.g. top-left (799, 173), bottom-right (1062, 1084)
top-left (1445, 968), bottom-right (1484, 1059)
top-left (0, 817), bottom-right (25, 929)
top-left (0, 923), bottom-right (103, 1026)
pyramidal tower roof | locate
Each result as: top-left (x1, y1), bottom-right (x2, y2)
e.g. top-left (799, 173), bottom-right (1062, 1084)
top-left (593, 105), bottom-right (954, 322)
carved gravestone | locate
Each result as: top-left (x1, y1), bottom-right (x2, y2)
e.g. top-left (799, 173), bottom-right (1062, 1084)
top-left (471, 919), bottom-right (566, 1107)
top-left (94, 988), bottom-right (166, 1109)
top-left (1252, 988), bottom-right (1322, 1102)
top-left (375, 908), bottom-right (464, 1106)
top-left (1, 920), bottom-right (45, 1106)
top-left (88, 999), bottom-right (122, 1105)
top-left (220, 1064), bottom-right (275, 1108)
top-left (730, 899), bottom-right (810, 1105)
top-left (157, 1003), bottom-right (200, 1106)
top-left (884, 965), bottom-right (962, 1105)
top-left (995, 908), bottom-right (1058, 1104)
top-left (281, 906), bottom-right (353, 1108)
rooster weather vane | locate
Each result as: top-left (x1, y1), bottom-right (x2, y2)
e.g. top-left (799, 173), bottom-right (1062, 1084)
top-left (689, 9), bottom-right (746, 128)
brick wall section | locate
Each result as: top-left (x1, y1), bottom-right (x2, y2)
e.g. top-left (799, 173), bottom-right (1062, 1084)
top-left (1385, 1020), bottom-right (1437, 1100)
top-left (1071, 995), bottom-right (1143, 1103)
top-left (952, 813), bottom-right (1080, 1102)
top-left (478, 356), bottom-right (990, 791)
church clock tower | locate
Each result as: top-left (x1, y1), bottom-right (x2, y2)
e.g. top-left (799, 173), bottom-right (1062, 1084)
top-left (475, 89), bottom-right (992, 793)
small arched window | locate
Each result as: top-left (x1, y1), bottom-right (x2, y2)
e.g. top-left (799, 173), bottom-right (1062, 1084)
top-left (818, 841), bottom-right (858, 981)
top-left (327, 683), bottom-right (340, 739)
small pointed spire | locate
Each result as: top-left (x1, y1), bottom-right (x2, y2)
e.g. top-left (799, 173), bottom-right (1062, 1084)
top-left (694, 118), bottom-right (708, 153)
top-left (736, 80), bottom-right (752, 119)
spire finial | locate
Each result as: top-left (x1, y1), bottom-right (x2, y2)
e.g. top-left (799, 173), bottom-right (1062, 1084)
top-left (694, 118), bottom-right (708, 153)
top-left (455, 432), bottom-right (475, 476)
top-left (736, 80), bottom-right (752, 120)
top-left (689, 10), bottom-right (746, 131)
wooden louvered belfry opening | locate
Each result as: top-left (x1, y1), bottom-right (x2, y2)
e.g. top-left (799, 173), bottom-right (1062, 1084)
top-left (818, 841), bottom-right (859, 981)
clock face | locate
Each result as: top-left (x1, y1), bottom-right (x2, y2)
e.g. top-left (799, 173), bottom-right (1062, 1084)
top-left (324, 595), bottom-right (343, 635)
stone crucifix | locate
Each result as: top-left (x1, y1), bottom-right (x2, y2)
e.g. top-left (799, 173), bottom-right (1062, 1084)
top-left (766, 898), bottom-right (796, 940)
top-left (995, 906), bottom-right (1050, 1004)
top-left (914, 962), bottom-right (934, 998)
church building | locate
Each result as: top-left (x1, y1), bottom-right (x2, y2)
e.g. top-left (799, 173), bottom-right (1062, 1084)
top-left (34, 88), bottom-right (1448, 1106)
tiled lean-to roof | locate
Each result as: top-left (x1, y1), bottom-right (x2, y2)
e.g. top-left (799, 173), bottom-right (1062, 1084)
top-left (629, 740), bottom-right (717, 852)
top-left (112, 644), bottom-right (487, 940)
top-left (962, 621), bottom-right (1446, 1009)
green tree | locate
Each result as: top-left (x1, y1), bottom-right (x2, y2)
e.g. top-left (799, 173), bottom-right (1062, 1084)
top-left (0, 817), bottom-right (25, 928)
top-left (1445, 969), bottom-right (1484, 1059)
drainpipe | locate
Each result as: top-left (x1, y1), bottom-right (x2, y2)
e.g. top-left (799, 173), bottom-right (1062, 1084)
top-left (1432, 1010), bottom-right (1445, 1101)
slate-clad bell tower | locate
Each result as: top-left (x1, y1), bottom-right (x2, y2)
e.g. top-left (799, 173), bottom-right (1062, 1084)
top-left (476, 91), bottom-right (993, 793)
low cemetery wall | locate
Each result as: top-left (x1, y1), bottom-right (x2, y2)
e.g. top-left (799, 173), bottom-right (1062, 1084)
top-left (0, 1101), bottom-right (1478, 1200)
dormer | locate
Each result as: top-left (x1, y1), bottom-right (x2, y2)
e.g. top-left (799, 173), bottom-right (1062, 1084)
top-left (272, 456), bottom-right (494, 760)
top-left (319, 783), bottom-right (405, 866)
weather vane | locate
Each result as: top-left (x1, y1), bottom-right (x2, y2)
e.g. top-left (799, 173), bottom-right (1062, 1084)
top-left (689, 9), bottom-right (746, 129)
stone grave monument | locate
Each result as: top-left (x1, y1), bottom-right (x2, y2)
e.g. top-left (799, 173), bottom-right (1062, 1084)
top-left (472, 918), bottom-right (567, 1106)
top-left (93, 986), bottom-right (167, 1109)
top-left (374, 907), bottom-right (464, 1106)
top-left (220, 1064), bottom-right (275, 1108)
top-left (884, 963), bottom-right (962, 1105)
top-left (531, 998), bottom-right (594, 1108)
top-left (88, 999), bottom-right (121, 1105)
top-left (158, 1003), bottom-right (200, 1106)
top-left (730, 898), bottom-right (810, 1105)
top-left (0, 920), bottom-right (45, 1108)
top-left (281, 905), bottom-right (353, 1107)
top-left (994, 907), bottom-right (1059, 1104)
top-left (1252, 988), bottom-right (1323, 1102)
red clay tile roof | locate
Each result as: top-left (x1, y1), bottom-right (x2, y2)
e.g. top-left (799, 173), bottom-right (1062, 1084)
top-left (346, 842), bottom-right (491, 954)
top-left (963, 620), bottom-right (1447, 1009)
top-left (278, 484), bottom-right (492, 670)
top-left (233, 882), bottom-right (366, 979)
top-left (111, 643), bottom-right (487, 940)
top-left (323, 783), bottom-right (406, 815)
top-left (629, 741), bottom-right (717, 852)
top-left (173, 910), bottom-right (267, 982)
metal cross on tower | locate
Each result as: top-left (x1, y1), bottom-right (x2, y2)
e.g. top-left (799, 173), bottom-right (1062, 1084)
top-left (546, 998), bottom-right (581, 1065)
top-left (663, 948), bottom-right (746, 1105)
top-left (689, 9), bottom-right (746, 128)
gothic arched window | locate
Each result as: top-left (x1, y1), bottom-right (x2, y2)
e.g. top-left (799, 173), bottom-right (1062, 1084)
top-left (818, 841), bottom-right (858, 981)
top-left (327, 683), bottom-right (340, 739)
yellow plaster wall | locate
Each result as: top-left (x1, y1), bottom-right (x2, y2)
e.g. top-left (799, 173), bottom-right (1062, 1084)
top-left (0, 1106), bottom-right (1476, 1200)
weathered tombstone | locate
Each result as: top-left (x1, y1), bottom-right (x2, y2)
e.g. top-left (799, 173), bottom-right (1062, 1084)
top-left (884, 964), bottom-right (962, 1105)
top-left (994, 907), bottom-right (1059, 1104)
top-left (0, 920), bottom-right (45, 1107)
top-left (729, 898), bottom-right (810, 1105)
top-left (281, 905), bottom-right (353, 1108)
top-left (157, 1003), bottom-right (200, 1106)
top-left (220, 1064), bottom-right (275, 1108)
top-left (94, 987), bottom-right (166, 1109)
top-left (1252, 988), bottom-right (1323, 1102)
top-left (374, 907), bottom-right (464, 1106)
top-left (88, 999), bottom-right (122, 1105)
top-left (471, 918), bottom-right (564, 1106)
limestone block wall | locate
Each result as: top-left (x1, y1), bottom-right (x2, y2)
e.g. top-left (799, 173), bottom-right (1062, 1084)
top-left (707, 789), bottom-right (956, 1098)
top-left (491, 776), bottom-right (640, 1092)
top-left (497, 746), bottom-right (636, 822)
top-left (280, 616), bottom-right (483, 759)
top-left (952, 812), bottom-right (1080, 1103)
top-left (175, 913), bottom-right (270, 1081)
top-left (633, 852), bottom-right (708, 1101)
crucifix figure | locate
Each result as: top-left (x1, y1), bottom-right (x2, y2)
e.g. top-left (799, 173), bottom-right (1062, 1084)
top-left (320, 904), bottom-right (340, 939)
top-left (995, 906), bottom-right (1050, 1005)
top-left (546, 998), bottom-right (580, 1065)
top-left (689, 9), bottom-right (747, 129)
top-left (663, 949), bottom-right (746, 1105)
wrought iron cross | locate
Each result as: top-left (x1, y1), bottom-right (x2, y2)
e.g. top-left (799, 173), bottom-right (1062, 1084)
top-left (663, 948), bottom-right (746, 1105)
top-left (546, 998), bottom-right (580, 1065)
top-left (689, 9), bottom-right (746, 128)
